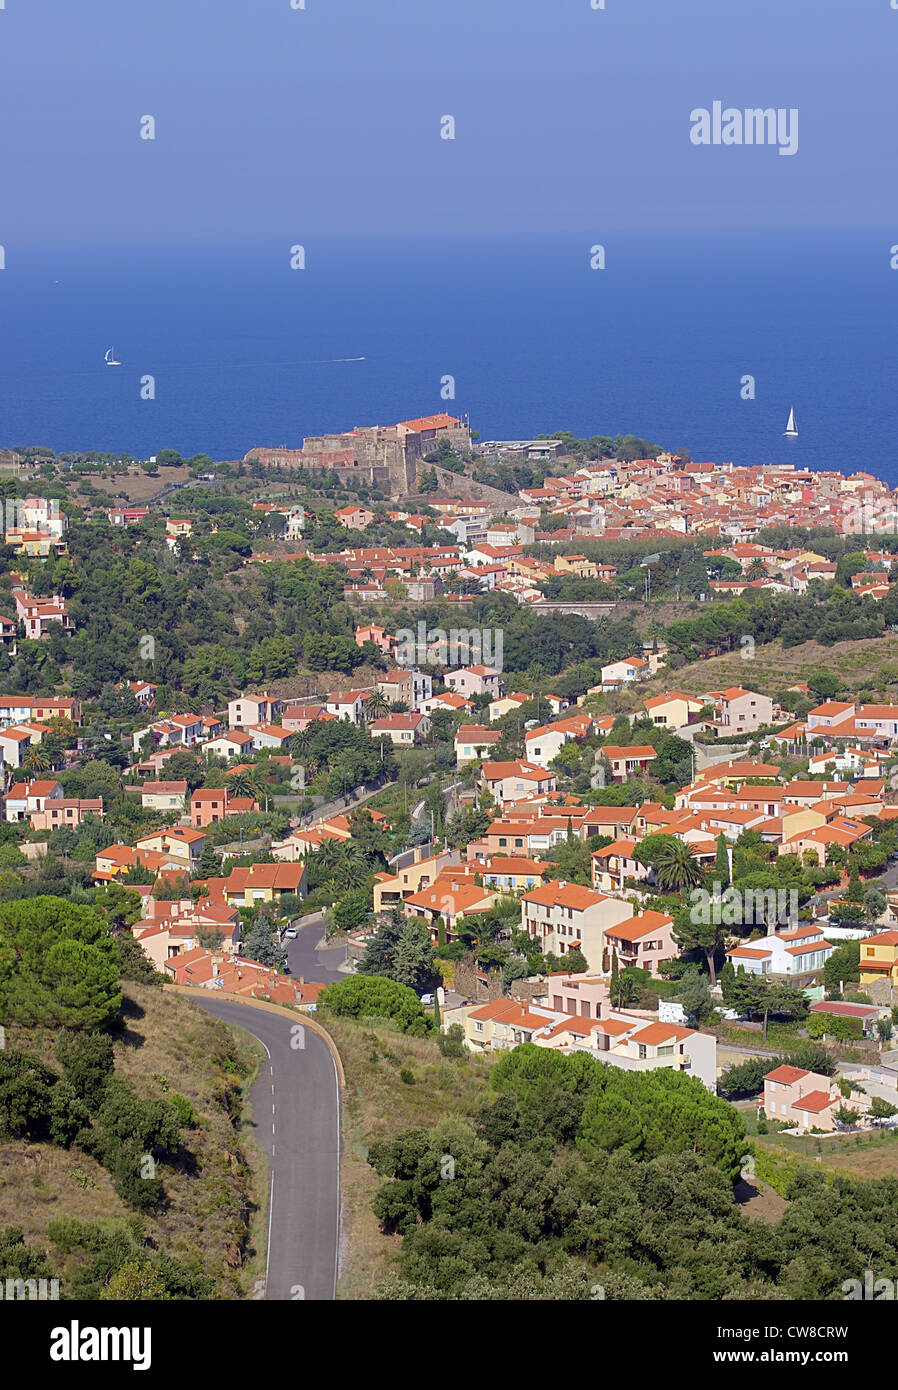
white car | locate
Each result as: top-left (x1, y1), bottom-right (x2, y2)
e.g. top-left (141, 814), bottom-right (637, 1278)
top-left (284, 926), bottom-right (298, 940)
top-left (420, 993), bottom-right (434, 1005)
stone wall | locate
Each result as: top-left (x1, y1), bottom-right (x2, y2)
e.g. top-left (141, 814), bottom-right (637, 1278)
top-left (453, 955), bottom-right (504, 1003)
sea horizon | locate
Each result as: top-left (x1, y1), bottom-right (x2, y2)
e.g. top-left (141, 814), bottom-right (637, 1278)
top-left (2, 228), bottom-right (896, 482)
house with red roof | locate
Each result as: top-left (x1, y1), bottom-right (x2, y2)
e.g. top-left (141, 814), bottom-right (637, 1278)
top-left (763, 1065), bottom-right (840, 1132)
top-left (603, 910), bottom-right (676, 977)
top-left (726, 923), bottom-right (834, 978)
top-left (369, 712), bottom-right (430, 746)
top-left (714, 686), bottom-right (774, 733)
top-left (600, 745), bottom-right (658, 781)
top-left (443, 995), bottom-right (716, 1089)
top-left (480, 760), bottom-right (557, 805)
top-left (190, 787), bottom-right (259, 827)
top-left (520, 879), bottom-right (635, 972)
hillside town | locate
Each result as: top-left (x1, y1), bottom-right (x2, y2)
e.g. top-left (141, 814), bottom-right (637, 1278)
top-left (6, 423), bottom-right (898, 1309)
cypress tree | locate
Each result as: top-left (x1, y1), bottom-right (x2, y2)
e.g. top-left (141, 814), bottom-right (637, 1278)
top-left (715, 833), bottom-right (729, 889)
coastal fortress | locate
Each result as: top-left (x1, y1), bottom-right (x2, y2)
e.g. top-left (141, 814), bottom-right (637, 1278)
top-left (245, 412), bottom-right (471, 494)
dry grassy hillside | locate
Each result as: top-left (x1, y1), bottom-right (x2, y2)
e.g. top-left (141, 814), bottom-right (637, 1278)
top-left (642, 635), bottom-right (898, 701)
top-left (0, 983), bottom-right (266, 1299)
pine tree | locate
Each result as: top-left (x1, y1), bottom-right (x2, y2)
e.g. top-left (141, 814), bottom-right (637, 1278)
top-left (358, 908), bottom-right (404, 977)
top-left (196, 843), bottom-right (221, 879)
top-left (393, 921), bottom-right (436, 995)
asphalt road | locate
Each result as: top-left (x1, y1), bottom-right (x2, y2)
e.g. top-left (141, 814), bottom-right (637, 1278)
top-left (191, 993), bottom-right (342, 1301)
top-left (285, 912), bottom-right (348, 985)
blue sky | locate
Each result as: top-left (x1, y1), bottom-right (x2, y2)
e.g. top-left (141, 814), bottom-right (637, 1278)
top-left (2, 0), bottom-right (897, 241)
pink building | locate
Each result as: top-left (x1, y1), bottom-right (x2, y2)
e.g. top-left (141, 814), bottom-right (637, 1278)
top-left (603, 910), bottom-right (676, 978)
top-left (763, 1065), bottom-right (840, 1132)
top-left (30, 798), bottom-right (104, 831)
top-left (190, 788), bottom-right (258, 827)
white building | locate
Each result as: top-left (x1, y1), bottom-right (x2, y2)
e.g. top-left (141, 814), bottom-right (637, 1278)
top-left (727, 923), bottom-right (834, 977)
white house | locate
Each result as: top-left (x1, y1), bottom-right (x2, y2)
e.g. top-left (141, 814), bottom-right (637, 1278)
top-left (727, 923), bottom-right (834, 977)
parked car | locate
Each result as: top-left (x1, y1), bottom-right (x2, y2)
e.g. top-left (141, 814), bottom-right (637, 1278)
top-left (284, 926), bottom-right (298, 939)
top-left (420, 993), bottom-right (434, 1005)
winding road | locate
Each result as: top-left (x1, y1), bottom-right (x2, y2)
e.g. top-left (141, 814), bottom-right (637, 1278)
top-left (191, 990), bottom-right (342, 1301)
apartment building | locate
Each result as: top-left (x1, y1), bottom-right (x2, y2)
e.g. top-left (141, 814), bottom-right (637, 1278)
top-left (714, 686), bottom-right (774, 733)
top-left (520, 880), bottom-right (634, 972)
top-left (227, 693), bottom-right (285, 729)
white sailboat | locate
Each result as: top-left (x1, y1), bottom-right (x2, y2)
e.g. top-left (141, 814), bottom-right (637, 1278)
top-left (783, 406), bottom-right (798, 438)
top-left (105, 347), bottom-right (121, 366)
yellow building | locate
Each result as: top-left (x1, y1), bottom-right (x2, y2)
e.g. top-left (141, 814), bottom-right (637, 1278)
top-left (554, 554), bottom-right (598, 578)
top-left (134, 826), bottom-right (206, 865)
top-left (373, 852), bottom-right (459, 913)
top-left (643, 690), bottom-right (705, 731)
top-left (859, 930), bottom-right (898, 986)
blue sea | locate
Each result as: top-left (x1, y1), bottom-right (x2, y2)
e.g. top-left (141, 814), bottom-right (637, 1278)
top-left (1, 231), bottom-right (897, 479)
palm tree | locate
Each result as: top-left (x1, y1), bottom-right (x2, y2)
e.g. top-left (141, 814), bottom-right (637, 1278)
top-left (289, 730), bottom-right (312, 761)
top-left (653, 838), bottom-right (705, 893)
top-left (227, 771), bottom-right (261, 801)
top-left (367, 689), bottom-right (391, 719)
top-left (23, 747), bottom-right (52, 776)
top-left (338, 858), bottom-right (369, 891)
top-left (316, 839), bottom-right (343, 876)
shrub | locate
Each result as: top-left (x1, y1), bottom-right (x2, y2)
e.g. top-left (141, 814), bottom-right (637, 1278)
top-left (806, 1011), bottom-right (863, 1041)
top-left (437, 1024), bottom-right (466, 1060)
top-left (318, 976), bottom-right (434, 1035)
top-left (167, 1093), bottom-right (197, 1127)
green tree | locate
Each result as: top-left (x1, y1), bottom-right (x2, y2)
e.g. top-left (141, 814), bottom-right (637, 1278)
top-left (0, 897), bottom-right (122, 1031)
top-left (240, 920), bottom-right (287, 971)
top-left (714, 833), bottom-right (730, 889)
top-left (823, 940), bottom-right (860, 996)
top-left (196, 843), bottom-right (222, 878)
top-left (679, 967), bottom-right (712, 1024)
top-left (635, 834), bottom-right (705, 893)
top-left (55, 1031), bottom-right (114, 1107)
top-left (393, 921), bottom-right (437, 995)
top-left (672, 901), bottom-right (727, 987)
top-left (318, 975), bottom-right (434, 1035)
